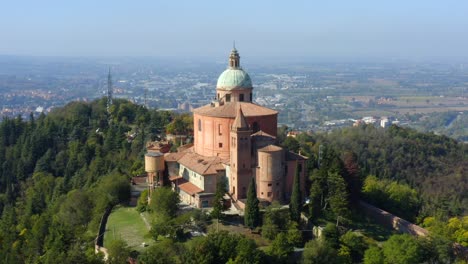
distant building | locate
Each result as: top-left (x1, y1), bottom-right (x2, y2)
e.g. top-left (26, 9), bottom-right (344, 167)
top-left (380, 116), bottom-right (396, 128)
top-left (178, 101), bottom-right (193, 112)
top-left (353, 120), bottom-right (364, 127)
top-left (145, 48), bottom-right (307, 209)
top-left (146, 141), bottom-right (171, 154)
top-left (362, 116), bottom-right (377, 124)
top-left (380, 117), bottom-right (390, 128)
top-left (287, 130), bottom-right (301, 138)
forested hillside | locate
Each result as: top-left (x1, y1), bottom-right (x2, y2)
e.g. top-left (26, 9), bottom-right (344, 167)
top-left (1, 99), bottom-right (467, 263)
top-left (287, 124), bottom-right (467, 220)
top-left (0, 98), bottom-right (172, 263)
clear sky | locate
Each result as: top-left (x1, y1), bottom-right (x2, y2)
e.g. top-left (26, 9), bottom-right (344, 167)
top-left (1, 0), bottom-right (467, 59)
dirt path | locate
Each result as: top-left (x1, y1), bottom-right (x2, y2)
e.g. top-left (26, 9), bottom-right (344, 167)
top-left (140, 213), bottom-right (151, 230)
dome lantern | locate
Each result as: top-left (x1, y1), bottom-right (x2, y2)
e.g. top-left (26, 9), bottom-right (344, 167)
top-left (229, 47), bottom-right (240, 68)
top-left (216, 47), bottom-right (254, 103)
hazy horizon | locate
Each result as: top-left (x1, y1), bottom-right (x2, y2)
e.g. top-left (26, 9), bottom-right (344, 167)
top-left (1, 1), bottom-right (468, 60)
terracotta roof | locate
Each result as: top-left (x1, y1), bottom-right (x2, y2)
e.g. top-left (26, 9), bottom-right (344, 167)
top-left (177, 144), bottom-right (194, 153)
top-left (193, 102), bottom-right (277, 118)
top-left (164, 152), bottom-right (187, 162)
top-left (178, 152), bottom-right (225, 176)
top-left (232, 105), bottom-right (249, 130)
top-left (251, 130), bottom-right (276, 139)
top-left (178, 179), bottom-right (203, 195)
top-left (258, 144), bottom-right (283, 152)
top-left (169, 175), bottom-right (183, 181)
top-left (286, 151), bottom-right (308, 161)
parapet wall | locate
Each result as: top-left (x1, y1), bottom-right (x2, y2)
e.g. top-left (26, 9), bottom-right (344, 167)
top-left (94, 206), bottom-right (113, 260)
top-left (358, 200), bottom-right (428, 236)
top-left (358, 200), bottom-right (468, 260)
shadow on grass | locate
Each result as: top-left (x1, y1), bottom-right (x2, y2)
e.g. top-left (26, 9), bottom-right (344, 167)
top-left (347, 211), bottom-right (395, 242)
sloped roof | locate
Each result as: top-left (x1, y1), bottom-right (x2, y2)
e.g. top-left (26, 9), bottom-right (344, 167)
top-left (164, 152), bottom-right (187, 162)
top-left (251, 130), bottom-right (276, 139)
top-left (258, 144), bottom-right (283, 152)
top-left (169, 175), bottom-right (183, 181)
top-left (178, 179), bottom-right (203, 195)
top-left (286, 151), bottom-right (308, 161)
top-left (178, 152), bottom-right (225, 176)
top-left (193, 102), bottom-right (277, 118)
top-left (232, 105), bottom-right (249, 130)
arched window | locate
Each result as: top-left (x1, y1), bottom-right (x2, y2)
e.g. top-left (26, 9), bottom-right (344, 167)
top-left (198, 119), bottom-right (202, 131)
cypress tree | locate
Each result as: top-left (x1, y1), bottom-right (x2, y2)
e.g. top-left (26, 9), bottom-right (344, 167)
top-left (290, 162), bottom-right (302, 222)
top-left (244, 177), bottom-right (260, 229)
top-left (211, 177), bottom-right (226, 220)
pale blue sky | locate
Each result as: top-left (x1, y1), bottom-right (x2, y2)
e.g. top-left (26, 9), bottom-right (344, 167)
top-left (1, 0), bottom-right (467, 59)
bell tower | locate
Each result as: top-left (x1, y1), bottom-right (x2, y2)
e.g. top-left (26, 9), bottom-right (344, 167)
top-left (230, 106), bottom-right (252, 200)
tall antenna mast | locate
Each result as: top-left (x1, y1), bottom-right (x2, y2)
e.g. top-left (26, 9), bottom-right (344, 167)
top-left (144, 87), bottom-right (148, 108)
top-left (107, 67), bottom-right (113, 115)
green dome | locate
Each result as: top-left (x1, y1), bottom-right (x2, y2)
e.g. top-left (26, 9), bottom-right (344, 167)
top-left (216, 68), bottom-right (252, 90)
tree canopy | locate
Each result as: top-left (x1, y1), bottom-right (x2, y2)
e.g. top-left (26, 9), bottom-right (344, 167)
top-left (0, 98), bottom-right (172, 263)
top-left (244, 177), bottom-right (260, 229)
top-left (289, 162), bottom-right (302, 223)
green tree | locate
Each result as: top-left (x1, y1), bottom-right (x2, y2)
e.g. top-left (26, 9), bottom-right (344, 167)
top-left (57, 190), bottom-right (92, 229)
top-left (363, 246), bottom-right (383, 264)
top-left (166, 114), bottom-right (193, 145)
top-left (289, 162), bottom-right (302, 223)
top-left (185, 231), bottom-right (252, 264)
top-left (107, 239), bottom-right (130, 264)
top-left (138, 239), bottom-right (182, 264)
top-left (267, 232), bottom-right (293, 263)
top-left (382, 234), bottom-right (423, 264)
top-left (262, 202), bottom-right (288, 240)
top-left (149, 187), bottom-right (180, 218)
top-left (327, 171), bottom-right (350, 224)
top-left (211, 177), bottom-right (227, 220)
top-left (362, 175), bottom-right (420, 221)
top-left (308, 147), bottom-right (349, 222)
top-left (185, 236), bottom-right (215, 264)
top-left (244, 177), bottom-right (260, 229)
top-left (282, 136), bottom-right (300, 153)
top-left (261, 217), bottom-right (280, 240)
top-left (418, 235), bottom-right (455, 264)
top-left (322, 223), bottom-right (340, 249)
top-left (340, 231), bottom-right (368, 263)
top-left (228, 237), bottom-right (264, 264)
top-left (337, 245), bottom-right (352, 264)
top-left (287, 221), bottom-right (302, 247)
top-left (151, 213), bottom-right (191, 241)
top-left (302, 239), bottom-right (339, 264)
top-left (93, 173), bottom-right (131, 212)
top-left (309, 168), bottom-right (327, 220)
top-left (136, 189), bottom-right (149, 212)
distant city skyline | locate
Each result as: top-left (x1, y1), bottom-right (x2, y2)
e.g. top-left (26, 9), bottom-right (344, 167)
top-left (1, 0), bottom-right (468, 59)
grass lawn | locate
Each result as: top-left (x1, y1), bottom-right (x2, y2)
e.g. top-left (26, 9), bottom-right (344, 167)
top-left (104, 205), bottom-right (152, 251)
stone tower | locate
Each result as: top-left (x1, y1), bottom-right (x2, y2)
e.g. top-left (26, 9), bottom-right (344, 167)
top-left (229, 106), bottom-right (252, 200)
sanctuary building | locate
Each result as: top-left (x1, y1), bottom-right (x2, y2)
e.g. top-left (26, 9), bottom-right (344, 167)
top-left (145, 48), bottom-right (307, 209)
